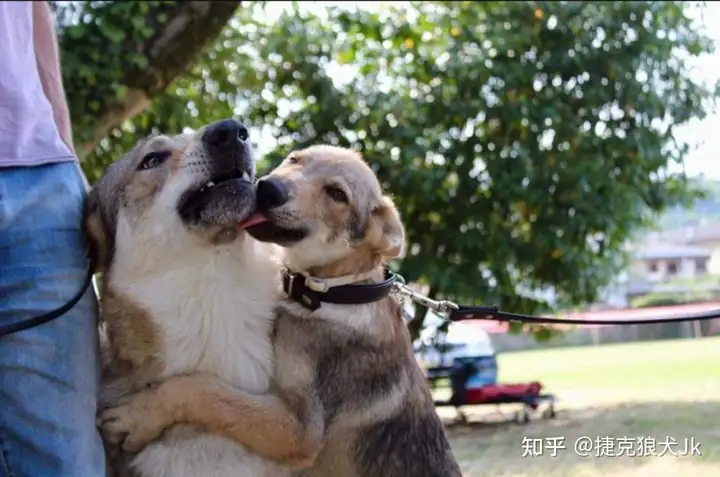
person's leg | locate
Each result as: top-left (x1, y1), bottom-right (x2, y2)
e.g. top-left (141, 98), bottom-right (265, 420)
top-left (0, 161), bottom-right (106, 477)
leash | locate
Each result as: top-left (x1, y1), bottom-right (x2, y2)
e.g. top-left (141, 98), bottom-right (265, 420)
top-left (448, 305), bottom-right (720, 326)
top-left (0, 253), bottom-right (98, 338)
top-left (392, 279), bottom-right (720, 326)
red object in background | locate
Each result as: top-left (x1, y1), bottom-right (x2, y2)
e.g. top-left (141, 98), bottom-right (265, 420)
top-left (464, 382), bottom-right (543, 407)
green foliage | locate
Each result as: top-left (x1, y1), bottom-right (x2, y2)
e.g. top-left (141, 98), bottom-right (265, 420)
top-left (632, 294), bottom-right (683, 308)
top-left (655, 177), bottom-right (720, 229)
top-left (630, 272), bottom-right (720, 308)
top-left (55, 1), bottom-right (719, 339)
top-left (52, 1), bottom-right (176, 152)
top-left (631, 292), bottom-right (715, 308)
top-left (631, 278), bottom-right (720, 308)
top-left (52, 0), bottom-right (240, 181)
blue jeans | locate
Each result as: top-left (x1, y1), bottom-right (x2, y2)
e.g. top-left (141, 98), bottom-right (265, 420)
top-left (0, 161), bottom-right (106, 477)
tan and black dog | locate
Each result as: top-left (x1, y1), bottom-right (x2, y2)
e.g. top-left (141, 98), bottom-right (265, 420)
top-left (98, 145), bottom-right (463, 477)
top-left (89, 119), bottom-right (290, 477)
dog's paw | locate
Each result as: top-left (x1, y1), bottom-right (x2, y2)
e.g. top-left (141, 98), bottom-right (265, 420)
top-left (97, 391), bottom-right (169, 453)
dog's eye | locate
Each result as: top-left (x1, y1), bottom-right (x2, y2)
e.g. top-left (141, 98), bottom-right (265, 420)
top-left (324, 185), bottom-right (348, 203)
top-left (138, 151), bottom-right (171, 170)
top-left (287, 155), bottom-right (298, 164)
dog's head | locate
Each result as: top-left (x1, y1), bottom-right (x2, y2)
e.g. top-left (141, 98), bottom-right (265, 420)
top-left (85, 118), bottom-right (260, 271)
top-left (246, 145), bottom-right (405, 272)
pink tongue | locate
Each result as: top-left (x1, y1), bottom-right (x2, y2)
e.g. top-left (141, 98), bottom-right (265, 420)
top-left (238, 213), bottom-right (268, 229)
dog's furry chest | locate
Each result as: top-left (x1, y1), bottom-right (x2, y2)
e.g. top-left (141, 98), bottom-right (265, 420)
top-left (119, 267), bottom-right (275, 390)
top-left (273, 303), bottom-right (461, 477)
top-left (105, 252), bottom-right (281, 477)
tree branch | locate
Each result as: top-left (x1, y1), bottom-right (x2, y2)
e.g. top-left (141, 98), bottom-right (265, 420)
top-left (62, 1), bottom-right (241, 157)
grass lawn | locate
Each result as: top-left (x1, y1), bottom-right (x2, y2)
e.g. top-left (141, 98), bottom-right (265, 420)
top-left (440, 336), bottom-right (720, 477)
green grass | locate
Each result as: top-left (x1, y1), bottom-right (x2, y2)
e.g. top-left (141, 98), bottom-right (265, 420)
top-left (496, 336), bottom-right (720, 398)
top-left (442, 336), bottom-right (720, 477)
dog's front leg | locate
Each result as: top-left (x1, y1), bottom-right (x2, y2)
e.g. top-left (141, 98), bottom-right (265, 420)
top-left (97, 383), bottom-right (173, 453)
top-left (98, 373), bottom-right (326, 469)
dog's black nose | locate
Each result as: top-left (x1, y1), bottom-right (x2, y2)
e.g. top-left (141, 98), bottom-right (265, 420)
top-left (256, 178), bottom-right (289, 210)
top-left (202, 118), bottom-right (249, 152)
top-left (202, 119), bottom-right (253, 178)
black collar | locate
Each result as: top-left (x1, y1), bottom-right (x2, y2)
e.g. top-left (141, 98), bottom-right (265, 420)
top-left (282, 268), bottom-right (398, 311)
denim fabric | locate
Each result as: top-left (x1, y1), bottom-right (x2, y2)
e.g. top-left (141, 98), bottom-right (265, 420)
top-left (0, 161), bottom-right (106, 477)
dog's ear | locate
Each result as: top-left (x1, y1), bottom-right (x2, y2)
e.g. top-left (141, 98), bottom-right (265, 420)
top-left (369, 195), bottom-right (405, 258)
top-left (84, 187), bottom-right (113, 272)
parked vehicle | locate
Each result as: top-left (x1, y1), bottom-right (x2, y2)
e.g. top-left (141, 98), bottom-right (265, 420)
top-left (414, 314), bottom-right (556, 424)
top-left (414, 317), bottom-right (498, 390)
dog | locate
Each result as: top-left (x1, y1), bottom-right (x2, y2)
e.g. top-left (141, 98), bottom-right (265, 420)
top-left (88, 119), bottom-right (290, 477)
top-left (96, 145), bottom-right (463, 477)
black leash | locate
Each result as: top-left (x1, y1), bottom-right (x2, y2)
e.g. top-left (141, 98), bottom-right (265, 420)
top-left (391, 277), bottom-right (720, 327)
top-left (448, 305), bottom-right (720, 326)
top-left (0, 254), bottom-right (97, 338)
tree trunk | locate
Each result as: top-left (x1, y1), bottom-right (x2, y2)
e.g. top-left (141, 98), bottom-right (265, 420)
top-left (73, 1), bottom-right (241, 157)
top-left (408, 284), bottom-right (438, 341)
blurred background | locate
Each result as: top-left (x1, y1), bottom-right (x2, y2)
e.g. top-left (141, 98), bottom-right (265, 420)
top-left (52, 1), bottom-right (720, 475)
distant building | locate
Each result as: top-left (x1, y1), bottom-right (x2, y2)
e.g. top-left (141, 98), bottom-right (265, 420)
top-left (595, 242), bottom-right (716, 309)
top-left (629, 244), bottom-right (712, 282)
top-left (643, 222), bottom-right (720, 274)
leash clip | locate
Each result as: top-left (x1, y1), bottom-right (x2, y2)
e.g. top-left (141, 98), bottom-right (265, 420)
top-left (435, 299), bottom-right (460, 316)
top-left (392, 283), bottom-right (459, 317)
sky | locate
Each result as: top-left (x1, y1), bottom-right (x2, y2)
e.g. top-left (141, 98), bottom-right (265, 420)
top-left (258, 2), bottom-right (720, 180)
top-left (672, 3), bottom-right (720, 180)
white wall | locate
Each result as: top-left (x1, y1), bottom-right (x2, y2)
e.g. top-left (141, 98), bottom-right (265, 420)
top-left (629, 256), bottom-right (708, 283)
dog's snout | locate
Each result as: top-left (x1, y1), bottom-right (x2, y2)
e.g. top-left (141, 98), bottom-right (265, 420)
top-left (201, 118), bottom-right (253, 179)
top-left (256, 178), bottom-right (289, 210)
top-left (203, 119), bottom-right (249, 150)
